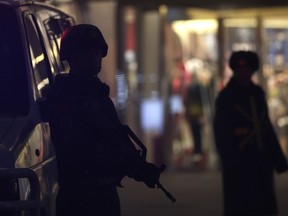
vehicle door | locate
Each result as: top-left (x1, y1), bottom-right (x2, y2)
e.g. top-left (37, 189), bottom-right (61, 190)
top-left (15, 9), bottom-right (59, 216)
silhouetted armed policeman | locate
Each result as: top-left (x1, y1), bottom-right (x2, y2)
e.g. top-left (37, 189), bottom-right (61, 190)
top-left (214, 51), bottom-right (288, 216)
top-left (46, 24), bottom-right (163, 216)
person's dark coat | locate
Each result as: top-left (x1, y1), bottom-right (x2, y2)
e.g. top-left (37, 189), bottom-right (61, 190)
top-left (214, 77), bottom-right (288, 216)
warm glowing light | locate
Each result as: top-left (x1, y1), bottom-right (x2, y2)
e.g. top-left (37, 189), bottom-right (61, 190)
top-left (224, 19), bottom-right (257, 27)
top-left (32, 53), bottom-right (45, 66)
top-left (172, 20), bottom-right (218, 34)
top-left (264, 18), bottom-right (288, 28)
top-left (37, 78), bottom-right (49, 91)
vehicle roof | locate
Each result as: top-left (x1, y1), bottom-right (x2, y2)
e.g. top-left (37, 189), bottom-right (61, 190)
top-left (0, 0), bottom-right (32, 7)
top-left (0, 0), bottom-right (73, 20)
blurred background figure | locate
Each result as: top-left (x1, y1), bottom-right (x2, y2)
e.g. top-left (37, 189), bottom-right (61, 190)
top-left (214, 50), bottom-right (288, 216)
top-left (184, 72), bottom-right (205, 165)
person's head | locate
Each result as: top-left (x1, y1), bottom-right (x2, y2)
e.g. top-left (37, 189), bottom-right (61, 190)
top-left (59, 24), bottom-right (108, 77)
top-left (229, 51), bottom-right (259, 85)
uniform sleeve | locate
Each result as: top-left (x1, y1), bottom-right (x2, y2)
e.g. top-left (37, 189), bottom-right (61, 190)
top-left (213, 93), bottom-right (238, 169)
top-left (267, 122), bottom-right (288, 173)
top-left (84, 94), bottom-right (160, 182)
top-left (214, 95), bottom-right (228, 157)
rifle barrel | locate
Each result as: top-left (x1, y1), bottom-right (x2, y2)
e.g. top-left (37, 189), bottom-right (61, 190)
top-left (157, 183), bottom-right (176, 203)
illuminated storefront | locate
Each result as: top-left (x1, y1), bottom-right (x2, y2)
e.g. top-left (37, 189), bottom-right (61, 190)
top-left (50, 0), bottom-right (288, 167)
top-left (263, 17), bottom-right (288, 155)
top-left (167, 7), bottom-right (288, 168)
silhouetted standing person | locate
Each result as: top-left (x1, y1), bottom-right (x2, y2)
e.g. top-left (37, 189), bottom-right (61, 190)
top-left (46, 24), bottom-right (161, 216)
top-left (185, 74), bottom-right (205, 159)
top-left (214, 51), bottom-right (288, 216)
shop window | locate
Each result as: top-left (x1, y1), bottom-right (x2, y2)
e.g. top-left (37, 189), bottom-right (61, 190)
top-left (222, 18), bottom-right (257, 85)
top-left (263, 18), bottom-right (288, 156)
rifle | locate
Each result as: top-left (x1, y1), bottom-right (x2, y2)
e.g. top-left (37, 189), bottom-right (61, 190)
top-left (70, 83), bottom-right (176, 202)
top-left (123, 125), bottom-right (176, 203)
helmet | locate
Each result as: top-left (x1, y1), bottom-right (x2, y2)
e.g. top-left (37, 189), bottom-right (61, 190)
top-left (229, 51), bottom-right (259, 72)
top-left (59, 24), bottom-right (108, 61)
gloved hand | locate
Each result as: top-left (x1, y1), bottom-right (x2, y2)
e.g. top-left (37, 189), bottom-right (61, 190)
top-left (132, 162), bottom-right (161, 188)
top-left (143, 162), bottom-right (161, 188)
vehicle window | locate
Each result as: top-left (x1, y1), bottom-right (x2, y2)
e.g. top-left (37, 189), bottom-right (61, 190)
top-left (25, 15), bottom-right (50, 99)
top-left (0, 5), bottom-right (29, 116)
top-left (37, 8), bottom-right (74, 74)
